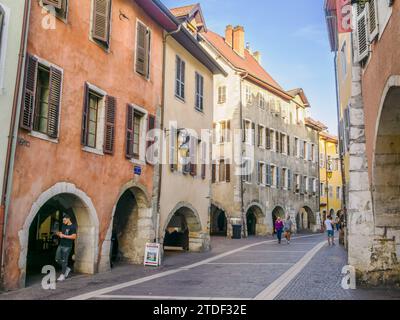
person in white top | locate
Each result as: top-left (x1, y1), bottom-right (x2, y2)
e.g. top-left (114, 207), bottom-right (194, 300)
top-left (324, 216), bottom-right (335, 246)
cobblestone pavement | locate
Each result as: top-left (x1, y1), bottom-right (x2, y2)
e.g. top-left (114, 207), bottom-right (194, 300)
top-left (1, 233), bottom-right (399, 300)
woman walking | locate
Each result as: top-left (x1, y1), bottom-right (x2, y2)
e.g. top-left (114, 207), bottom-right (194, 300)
top-left (275, 217), bottom-right (284, 244)
top-left (284, 216), bottom-right (293, 244)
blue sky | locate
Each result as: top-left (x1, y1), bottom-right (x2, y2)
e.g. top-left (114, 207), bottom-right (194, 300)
top-left (163, 0), bottom-right (338, 134)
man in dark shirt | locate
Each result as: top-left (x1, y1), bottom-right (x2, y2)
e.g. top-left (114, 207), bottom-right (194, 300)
top-left (55, 214), bottom-right (77, 282)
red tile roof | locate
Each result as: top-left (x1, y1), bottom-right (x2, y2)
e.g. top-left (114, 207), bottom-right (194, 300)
top-left (202, 30), bottom-right (283, 91)
top-left (170, 4), bottom-right (198, 17)
top-left (305, 117), bottom-right (328, 132)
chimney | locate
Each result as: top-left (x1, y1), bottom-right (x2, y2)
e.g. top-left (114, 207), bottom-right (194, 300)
top-left (233, 25), bottom-right (245, 57)
top-left (253, 51), bottom-right (261, 64)
top-left (225, 25), bottom-right (233, 47)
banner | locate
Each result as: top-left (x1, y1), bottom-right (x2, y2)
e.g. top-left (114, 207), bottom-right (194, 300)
top-left (336, 0), bottom-right (352, 33)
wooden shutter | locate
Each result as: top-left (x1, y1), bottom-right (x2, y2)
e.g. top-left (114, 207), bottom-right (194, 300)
top-left (201, 142), bottom-right (206, 180)
top-left (356, 5), bottom-right (369, 63)
top-left (47, 66), bottom-right (62, 138)
top-left (126, 104), bottom-right (134, 158)
top-left (266, 129), bottom-right (271, 150)
top-left (93, 0), bottom-right (111, 43)
top-left (136, 22), bottom-right (147, 76)
top-left (287, 136), bottom-right (290, 156)
top-left (43, 0), bottom-right (63, 9)
top-left (287, 169), bottom-right (291, 191)
top-left (21, 55), bottom-right (38, 131)
top-left (251, 122), bottom-right (255, 146)
top-left (212, 163), bottom-right (216, 183)
top-left (81, 83), bottom-right (89, 145)
top-left (103, 96), bottom-right (116, 154)
top-left (242, 120), bottom-right (246, 143)
top-left (190, 137), bottom-right (197, 176)
top-left (226, 163), bottom-right (231, 183)
top-left (368, 0), bottom-right (378, 41)
top-left (146, 115), bottom-right (156, 159)
top-left (226, 120), bottom-right (231, 143)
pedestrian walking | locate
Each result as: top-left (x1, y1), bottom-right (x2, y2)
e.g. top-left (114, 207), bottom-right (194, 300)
top-left (324, 215), bottom-right (335, 246)
top-left (55, 214), bottom-right (77, 282)
top-left (335, 216), bottom-right (341, 231)
top-left (275, 217), bottom-right (284, 244)
top-left (283, 216), bottom-right (293, 244)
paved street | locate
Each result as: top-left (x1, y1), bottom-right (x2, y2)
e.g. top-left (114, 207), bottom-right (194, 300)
top-left (1, 233), bottom-right (399, 300)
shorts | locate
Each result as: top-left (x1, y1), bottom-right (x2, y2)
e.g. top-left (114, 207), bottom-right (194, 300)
top-left (327, 230), bottom-right (334, 237)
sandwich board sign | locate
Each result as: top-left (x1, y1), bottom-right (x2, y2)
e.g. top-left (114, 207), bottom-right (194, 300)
top-left (144, 243), bottom-right (161, 267)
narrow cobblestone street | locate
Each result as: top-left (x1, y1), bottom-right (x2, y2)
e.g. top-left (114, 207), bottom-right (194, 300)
top-left (1, 234), bottom-right (399, 300)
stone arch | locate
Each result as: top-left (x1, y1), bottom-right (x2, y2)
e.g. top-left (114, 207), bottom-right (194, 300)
top-left (102, 181), bottom-right (153, 269)
top-left (372, 76), bottom-right (400, 231)
top-left (162, 202), bottom-right (208, 252)
top-left (19, 183), bottom-right (99, 287)
top-left (298, 206), bottom-right (316, 232)
top-left (245, 202), bottom-right (265, 236)
top-left (210, 203), bottom-right (228, 236)
top-left (272, 206), bottom-right (286, 233)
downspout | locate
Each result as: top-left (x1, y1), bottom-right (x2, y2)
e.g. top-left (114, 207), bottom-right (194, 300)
top-left (156, 24), bottom-right (182, 244)
top-left (0, 0), bottom-right (30, 281)
top-left (239, 72), bottom-right (248, 238)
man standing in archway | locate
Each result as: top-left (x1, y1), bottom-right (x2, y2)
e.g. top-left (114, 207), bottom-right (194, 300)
top-left (55, 214), bottom-right (77, 282)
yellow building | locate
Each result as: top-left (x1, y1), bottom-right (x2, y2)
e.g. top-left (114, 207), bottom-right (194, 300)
top-left (319, 131), bottom-right (343, 221)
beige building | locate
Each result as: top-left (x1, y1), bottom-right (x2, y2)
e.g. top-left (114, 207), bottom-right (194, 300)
top-left (160, 4), bottom-right (225, 252)
top-left (199, 21), bottom-right (323, 238)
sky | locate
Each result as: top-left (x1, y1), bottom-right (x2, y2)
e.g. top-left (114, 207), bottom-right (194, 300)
top-left (162, 0), bottom-right (338, 135)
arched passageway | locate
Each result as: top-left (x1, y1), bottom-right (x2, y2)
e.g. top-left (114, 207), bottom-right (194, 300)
top-left (272, 206), bottom-right (285, 234)
top-left (110, 187), bottom-right (149, 267)
top-left (23, 190), bottom-right (98, 287)
top-left (373, 85), bottom-right (400, 231)
top-left (246, 205), bottom-right (263, 236)
top-left (298, 206), bottom-right (316, 232)
top-left (163, 205), bottom-right (203, 252)
top-left (210, 205), bottom-right (227, 236)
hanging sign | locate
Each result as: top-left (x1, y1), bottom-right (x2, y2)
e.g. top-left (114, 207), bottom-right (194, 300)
top-left (144, 243), bottom-right (161, 267)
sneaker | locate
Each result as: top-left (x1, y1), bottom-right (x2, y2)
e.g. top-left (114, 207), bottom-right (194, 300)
top-left (64, 267), bottom-right (71, 278)
top-left (288, 241), bottom-right (290, 245)
top-left (57, 274), bottom-right (66, 282)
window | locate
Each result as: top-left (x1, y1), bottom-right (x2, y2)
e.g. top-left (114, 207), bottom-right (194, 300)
top-left (302, 141), bottom-right (307, 159)
top-left (219, 159), bottom-right (226, 182)
top-left (266, 128), bottom-right (271, 150)
top-left (92, 0), bottom-right (112, 49)
top-left (126, 105), bottom-right (147, 160)
top-left (320, 182), bottom-right (325, 197)
top-left (287, 135), bottom-right (291, 156)
top-left (337, 187), bottom-right (341, 200)
top-left (281, 133), bottom-right (287, 155)
top-left (243, 158), bottom-right (252, 183)
top-left (311, 144), bottom-right (315, 162)
top-left (294, 137), bottom-right (299, 157)
top-left (43, 0), bottom-right (68, 21)
top-left (243, 120), bottom-right (254, 145)
top-left (276, 167), bottom-right (281, 189)
top-left (287, 169), bottom-right (292, 191)
top-left (218, 86), bottom-right (226, 104)
top-left (246, 86), bottom-right (252, 105)
top-left (20, 55), bottom-right (63, 139)
top-left (271, 165), bottom-right (276, 187)
top-left (258, 92), bottom-right (265, 109)
top-left (266, 164), bottom-right (272, 186)
top-left (308, 178), bottom-right (313, 195)
top-left (195, 72), bottom-right (204, 112)
top-left (175, 56), bottom-right (185, 100)
top-left (270, 129), bottom-right (275, 151)
top-left (275, 131), bottom-right (280, 153)
top-left (320, 153), bottom-right (325, 168)
top-left (216, 120), bottom-right (230, 144)
top-left (282, 168), bottom-right (287, 189)
top-left (258, 162), bottom-right (265, 185)
top-left (258, 125), bottom-right (265, 148)
top-left (294, 174), bottom-right (300, 193)
top-left (136, 21), bottom-right (151, 78)
top-left (81, 83), bottom-right (116, 154)
top-left (302, 176), bottom-right (307, 194)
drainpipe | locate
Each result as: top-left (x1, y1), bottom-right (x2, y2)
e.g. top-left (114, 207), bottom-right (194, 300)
top-left (239, 72), bottom-right (248, 238)
top-left (0, 0), bottom-right (31, 283)
top-left (156, 24), bottom-right (182, 244)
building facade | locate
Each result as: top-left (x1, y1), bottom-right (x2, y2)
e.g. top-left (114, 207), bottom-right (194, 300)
top-left (319, 131), bottom-right (343, 221)
top-left (200, 24), bottom-right (322, 238)
top-left (0, 0), bottom-right (30, 284)
top-left (158, 4), bottom-right (224, 253)
top-left (0, 0), bottom-right (183, 290)
top-left (325, 0), bottom-right (400, 285)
